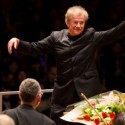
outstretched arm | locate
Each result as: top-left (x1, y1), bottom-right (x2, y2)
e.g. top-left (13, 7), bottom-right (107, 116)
top-left (94, 21), bottom-right (125, 46)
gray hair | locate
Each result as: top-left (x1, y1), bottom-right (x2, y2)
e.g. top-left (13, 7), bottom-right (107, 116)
top-left (0, 114), bottom-right (15, 125)
top-left (65, 5), bottom-right (89, 22)
top-left (19, 78), bottom-right (42, 102)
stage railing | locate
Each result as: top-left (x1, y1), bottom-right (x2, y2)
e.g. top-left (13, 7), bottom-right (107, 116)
top-left (0, 89), bottom-right (53, 112)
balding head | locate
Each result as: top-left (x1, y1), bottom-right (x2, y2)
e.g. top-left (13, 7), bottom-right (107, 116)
top-left (0, 114), bottom-right (15, 125)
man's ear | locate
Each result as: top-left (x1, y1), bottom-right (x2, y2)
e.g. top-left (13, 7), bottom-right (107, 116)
top-left (35, 94), bottom-right (42, 108)
top-left (18, 92), bottom-right (21, 100)
top-left (37, 94), bottom-right (41, 101)
top-left (65, 18), bottom-right (68, 27)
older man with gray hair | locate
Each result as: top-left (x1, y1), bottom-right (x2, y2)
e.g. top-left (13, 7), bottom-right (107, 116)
top-left (3, 78), bottom-right (56, 125)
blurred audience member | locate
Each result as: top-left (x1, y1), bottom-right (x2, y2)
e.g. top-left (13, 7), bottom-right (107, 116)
top-left (1, 83), bottom-right (12, 110)
top-left (113, 112), bottom-right (125, 125)
top-left (0, 114), bottom-right (15, 125)
top-left (100, 42), bottom-right (125, 92)
top-left (37, 65), bottom-right (57, 116)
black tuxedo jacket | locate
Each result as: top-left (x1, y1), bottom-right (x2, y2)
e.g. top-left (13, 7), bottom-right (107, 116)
top-left (3, 104), bottom-right (56, 125)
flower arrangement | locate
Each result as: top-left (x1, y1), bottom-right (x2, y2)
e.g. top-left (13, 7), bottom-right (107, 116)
top-left (61, 90), bottom-right (125, 125)
top-left (80, 91), bottom-right (125, 125)
top-left (82, 102), bottom-right (125, 125)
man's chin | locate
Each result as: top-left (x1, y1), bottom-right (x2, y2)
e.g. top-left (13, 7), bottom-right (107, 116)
top-left (74, 32), bottom-right (81, 36)
top-left (70, 31), bottom-right (82, 36)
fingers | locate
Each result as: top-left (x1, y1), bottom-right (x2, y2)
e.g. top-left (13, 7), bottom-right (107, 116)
top-left (14, 41), bottom-right (17, 49)
top-left (7, 38), bottom-right (19, 54)
top-left (8, 40), bottom-right (13, 54)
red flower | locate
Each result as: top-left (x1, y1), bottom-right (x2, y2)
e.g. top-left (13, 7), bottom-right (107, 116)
top-left (111, 117), bottom-right (115, 124)
top-left (102, 112), bottom-right (108, 118)
top-left (106, 123), bottom-right (111, 125)
top-left (91, 103), bottom-right (96, 107)
top-left (94, 118), bottom-right (100, 124)
top-left (83, 115), bottom-right (90, 121)
top-left (110, 112), bottom-right (116, 119)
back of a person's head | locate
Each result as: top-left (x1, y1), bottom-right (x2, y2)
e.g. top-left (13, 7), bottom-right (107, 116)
top-left (0, 114), bottom-right (15, 125)
top-left (19, 78), bottom-right (41, 102)
top-left (113, 112), bottom-right (125, 125)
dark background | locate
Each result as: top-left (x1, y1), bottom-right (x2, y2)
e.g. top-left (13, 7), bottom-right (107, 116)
top-left (1, 0), bottom-right (125, 112)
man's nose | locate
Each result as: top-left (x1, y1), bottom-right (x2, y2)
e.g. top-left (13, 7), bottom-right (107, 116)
top-left (76, 23), bottom-right (81, 27)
